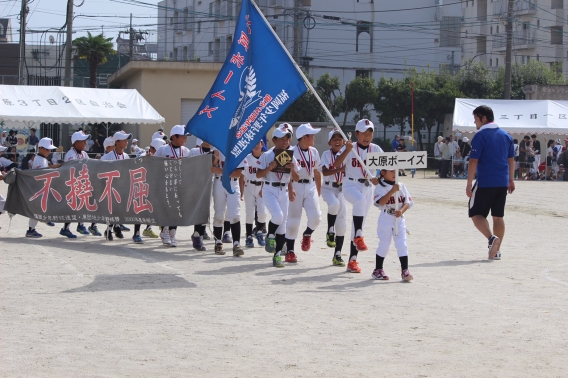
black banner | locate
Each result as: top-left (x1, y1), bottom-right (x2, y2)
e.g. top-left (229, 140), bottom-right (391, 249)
top-left (4, 154), bottom-right (212, 226)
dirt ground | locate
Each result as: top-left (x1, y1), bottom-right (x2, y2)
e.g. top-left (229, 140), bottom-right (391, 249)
top-left (1, 172), bottom-right (566, 377)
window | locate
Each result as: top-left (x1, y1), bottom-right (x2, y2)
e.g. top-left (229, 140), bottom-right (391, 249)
top-left (476, 36), bottom-right (486, 54)
top-left (537, 19), bottom-right (540, 27)
top-left (209, 2), bottom-right (213, 16)
top-left (173, 47), bottom-right (178, 60)
top-left (356, 21), bottom-right (373, 52)
top-left (197, 21), bottom-right (201, 33)
top-left (551, 26), bottom-right (563, 45)
top-left (174, 11), bottom-right (179, 30)
top-left (183, 46), bottom-right (188, 60)
top-left (552, 0), bottom-right (563, 9)
top-left (356, 70), bottom-right (372, 78)
top-left (208, 41), bottom-right (213, 55)
top-left (440, 17), bottom-right (461, 47)
top-left (496, 25), bottom-right (499, 33)
top-left (489, 58), bottom-right (492, 67)
top-left (490, 26), bottom-right (493, 34)
top-left (496, 58), bottom-right (499, 66)
top-left (537, 54), bottom-right (540, 61)
top-left (183, 8), bottom-right (189, 29)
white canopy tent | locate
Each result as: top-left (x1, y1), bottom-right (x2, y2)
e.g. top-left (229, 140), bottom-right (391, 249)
top-left (0, 85), bottom-right (164, 126)
top-left (453, 98), bottom-right (568, 135)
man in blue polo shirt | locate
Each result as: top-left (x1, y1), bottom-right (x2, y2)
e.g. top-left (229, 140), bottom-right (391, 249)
top-left (391, 135), bottom-right (400, 152)
top-left (466, 105), bottom-right (515, 260)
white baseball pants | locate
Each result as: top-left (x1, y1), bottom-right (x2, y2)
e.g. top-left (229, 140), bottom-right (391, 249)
top-left (375, 212), bottom-right (408, 258)
top-left (285, 181), bottom-right (321, 240)
top-left (533, 154), bottom-right (541, 171)
top-left (213, 178), bottom-right (241, 227)
top-left (343, 180), bottom-right (373, 240)
top-left (262, 184), bottom-right (289, 235)
top-left (321, 186), bottom-right (347, 237)
top-left (243, 182), bottom-right (266, 224)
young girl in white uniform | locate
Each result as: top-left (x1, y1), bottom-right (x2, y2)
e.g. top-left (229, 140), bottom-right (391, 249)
top-left (372, 169), bottom-right (414, 281)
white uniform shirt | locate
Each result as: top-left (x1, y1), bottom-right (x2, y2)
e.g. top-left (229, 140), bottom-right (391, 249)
top-left (319, 149), bottom-right (344, 184)
top-left (31, 154), bottom-right (49, 170)
top-left (293, 146), bottom-right (320, 180)
top-left (243, 152), bottom-right (263, 182)
top-left (344, 143), bottom-right (383, 179)
top-left (100, 150), bottom-right (130, 161)
top-left (64, 148), bottom-right (89, 162)
top-left (51, 152), bottom-right (64, 165)
top-left (188, 145), bottom-right (215, 158)
top-left (373, 181), bottom-right (414, 211)
top-left (0, 156), bottom-right (13, 167)
top-left (154, 144), bottom-right (191, 159)
top-left (259, 147), bottom-right (299, 184)
top-left (214, 151), bottom-right (246, 179)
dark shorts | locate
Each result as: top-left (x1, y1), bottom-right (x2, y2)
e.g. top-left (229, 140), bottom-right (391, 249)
top-left (468, 185), bottom-right (508, 218)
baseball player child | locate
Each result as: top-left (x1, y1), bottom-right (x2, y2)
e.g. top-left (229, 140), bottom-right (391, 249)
top-left (334, 119), bottom-right (383, 274)
top-left (319, 130), bottom-right (347, 266)
top-left (60, 131), bottom-right (95, 238)
top-left (154, 125), bottom-right (192, 247)
top-left (284, 123), bottom-right (322, 264)
top-left (25, 138), bottom-right (61, 238)
top-left (256, 123), bottom-right (300, 268)
top-left (240, 141), bottom-right (267, 248)
top-left (140, 138), bottom-right (167, 239)
top-left (100, 131), bottom-right (144, 244)
top-left (372, 169), bottom-right (414, 281)
top-left (210, 151), bottom-right (246, 256)
top-left (188, 138), bottom-right (216, 250)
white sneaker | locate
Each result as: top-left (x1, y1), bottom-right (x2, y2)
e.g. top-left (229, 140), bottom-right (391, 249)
top-left (491, 251), bottom-right (501, 260)
top-left (160, 228), bottom-right (171, 245)
top-left (169, 229), bottom-right (177, 247)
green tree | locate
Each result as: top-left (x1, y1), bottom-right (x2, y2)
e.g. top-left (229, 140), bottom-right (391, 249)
top-left (279, 73), bottom-right (344, 122)
top-left (457, 61), bottom-right (496, 99)
top-left (344, 76), bottom-right (377, 124)
top-left (73, 32), bottom-right (116, 88)
top-left (493, 60), bottom-right (567, 99)
top-left (316, 73), bottom-right (343, 118)
top-left (374, 76), bottom-right (409, 141)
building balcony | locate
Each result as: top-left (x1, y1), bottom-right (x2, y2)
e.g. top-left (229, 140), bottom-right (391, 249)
top-left (493, 0), bottom-right (536, 18)
top-left (493, 30), bottom-right (537, 50)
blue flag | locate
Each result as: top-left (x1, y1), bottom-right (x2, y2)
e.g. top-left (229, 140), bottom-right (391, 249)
top-left (185, 0), bottom-right (307, 193)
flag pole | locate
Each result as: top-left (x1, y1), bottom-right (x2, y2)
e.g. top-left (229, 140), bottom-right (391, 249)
top-left (249, 0), bottom-right (373, 178)
top-left (411, 81), bottom-right (415, 147)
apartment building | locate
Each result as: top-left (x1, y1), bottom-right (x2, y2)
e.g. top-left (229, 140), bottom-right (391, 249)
top-left (462, 0), bottom-right (567, 76)
top-left (157, 0), bottom-right (464, 86)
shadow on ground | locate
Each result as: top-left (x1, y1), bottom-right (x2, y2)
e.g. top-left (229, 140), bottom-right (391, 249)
top-left (63, 273), bottom-right (196, 293)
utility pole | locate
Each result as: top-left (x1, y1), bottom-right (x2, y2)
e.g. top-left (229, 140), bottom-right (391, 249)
top-left (293, 0), bottom-right (301, 63)
top-left (503, 0), bottom-right (514, 99)
top-left (18, 0), bottom-right (29, 85)
top-left (129, 13), bottom-right (134, 60)
top-left (64, 0), bottom-right (74, 86)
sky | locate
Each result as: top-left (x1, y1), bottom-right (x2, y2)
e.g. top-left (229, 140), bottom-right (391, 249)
top-left (1, 0), bottom-right (162, 44)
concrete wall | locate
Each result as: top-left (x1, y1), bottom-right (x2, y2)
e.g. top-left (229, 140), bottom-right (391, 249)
top-left (108, 61), bottom-right (222, 147)
top-left (524, 85), bottom-right (568, 100)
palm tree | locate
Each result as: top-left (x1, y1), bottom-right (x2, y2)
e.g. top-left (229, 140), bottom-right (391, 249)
top-left (73, 32), bottom-right (116, 88)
